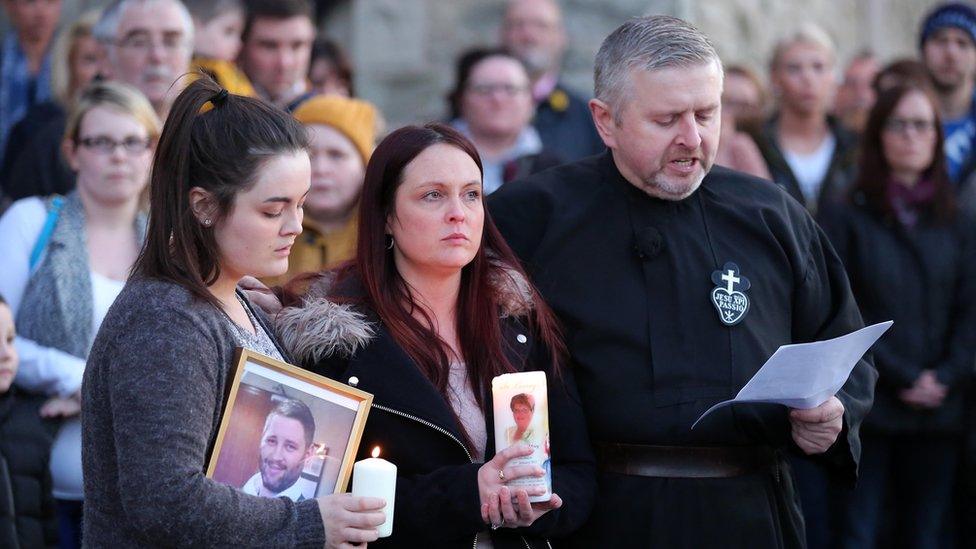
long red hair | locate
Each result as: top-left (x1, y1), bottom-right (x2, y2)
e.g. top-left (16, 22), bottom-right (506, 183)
top-left (311, 123), bottom-right (565, 444)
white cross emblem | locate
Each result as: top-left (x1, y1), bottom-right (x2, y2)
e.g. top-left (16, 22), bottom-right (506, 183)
top-left (721, 269), bottom-right (740, 293)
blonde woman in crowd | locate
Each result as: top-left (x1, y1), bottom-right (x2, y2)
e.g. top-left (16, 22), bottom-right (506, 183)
top-left (0, 81), bottom-right (160, 548)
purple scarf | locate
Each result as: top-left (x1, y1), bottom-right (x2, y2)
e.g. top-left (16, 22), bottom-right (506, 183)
top-left (886, 176), bottom-right (937, 228)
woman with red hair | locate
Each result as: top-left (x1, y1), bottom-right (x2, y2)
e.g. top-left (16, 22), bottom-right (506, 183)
top-left (276, 123), bottom-right (595, 548)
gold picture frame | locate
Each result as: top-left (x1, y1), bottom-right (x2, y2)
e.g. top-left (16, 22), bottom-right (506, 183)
top-left (206, 348), bottom-right (372, 500)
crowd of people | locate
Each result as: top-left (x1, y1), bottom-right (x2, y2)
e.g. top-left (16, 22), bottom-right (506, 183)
top-left (0, 0), bottom-right (973, 547)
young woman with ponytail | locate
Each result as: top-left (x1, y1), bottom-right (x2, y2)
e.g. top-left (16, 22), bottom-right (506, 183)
top-left (81, 77), bottom-right (386, 548)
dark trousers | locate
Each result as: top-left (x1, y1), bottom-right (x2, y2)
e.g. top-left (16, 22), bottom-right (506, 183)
top-left (55, 499), bottom-right (82, 549)
top-left (838, 433), bottom-right (959, 549)
top-left (791, 455), bottom-right (842, 549)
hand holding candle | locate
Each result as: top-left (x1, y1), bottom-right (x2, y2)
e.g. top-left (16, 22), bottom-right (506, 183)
top-left (352, 446), bottom-right (397, 537)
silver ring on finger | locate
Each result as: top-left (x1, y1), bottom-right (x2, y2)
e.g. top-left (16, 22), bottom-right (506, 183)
top-left (498, 469), bottom-right (506, 482)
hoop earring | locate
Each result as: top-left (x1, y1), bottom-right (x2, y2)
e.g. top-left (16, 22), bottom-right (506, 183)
top-left (386, 235), bottom-right (394, 250)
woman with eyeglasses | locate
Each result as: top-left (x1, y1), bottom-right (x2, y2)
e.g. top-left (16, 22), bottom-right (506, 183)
top-left (820, 84), bottom-right (976, 549)
top-left (0, 81), bottom-right (160, 549)
top-left (447, 48), bottom-right (564, 195)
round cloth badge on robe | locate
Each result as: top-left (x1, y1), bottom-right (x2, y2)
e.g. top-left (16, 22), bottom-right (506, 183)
top-left (710, 262), bottom-right (751, 326)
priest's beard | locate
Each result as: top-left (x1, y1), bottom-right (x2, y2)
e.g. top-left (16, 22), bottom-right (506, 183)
top-left (640, 168), bottom-right (707, 201)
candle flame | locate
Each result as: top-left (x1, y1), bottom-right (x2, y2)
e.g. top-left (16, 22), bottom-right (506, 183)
top-left (372, 446), bottom-right (381, 458)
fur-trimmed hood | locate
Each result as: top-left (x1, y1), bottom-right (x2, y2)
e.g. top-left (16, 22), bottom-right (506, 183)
top-left (274, 265), bottom-right (536, 365)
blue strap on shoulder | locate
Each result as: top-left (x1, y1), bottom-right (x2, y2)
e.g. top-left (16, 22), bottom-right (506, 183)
top-left (29, 195), bottom-right (65, 271)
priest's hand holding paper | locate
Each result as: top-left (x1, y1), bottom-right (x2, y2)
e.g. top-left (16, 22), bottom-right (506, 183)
top-left (789, 396), bottom-right (845, 455)
top-left (478, 444), bottom-right (563, 529)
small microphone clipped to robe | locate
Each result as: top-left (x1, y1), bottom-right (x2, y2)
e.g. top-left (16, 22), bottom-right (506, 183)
top-left (633, 226), bottom-right (665, 260)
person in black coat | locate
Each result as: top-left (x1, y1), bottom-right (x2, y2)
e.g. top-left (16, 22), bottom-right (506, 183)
top-left (821, 84), bottom-right (976, 549)
top-left (754, 25), bottom-right (859, 220)
top-left (488, 16), bottom-right (876, 548)
top-left (0, 295), bottom-right (58, 548)
top-left (275, 123), bottom-right (596, 548)
top-left (0, 105), bottom-right (74, 207)
top-left (500, 0), bottom-right (605, 161)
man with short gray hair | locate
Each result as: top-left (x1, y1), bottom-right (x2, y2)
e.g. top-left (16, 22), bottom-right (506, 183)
top-left (489, 15), bottom-right (875, 547)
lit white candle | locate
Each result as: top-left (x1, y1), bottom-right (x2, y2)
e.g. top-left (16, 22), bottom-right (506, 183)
top-left (351, 446), bottom-right (397, 537)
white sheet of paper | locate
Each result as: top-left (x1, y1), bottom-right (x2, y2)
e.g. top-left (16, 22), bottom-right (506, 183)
top-left (691, 321), bottom-right (892, 429)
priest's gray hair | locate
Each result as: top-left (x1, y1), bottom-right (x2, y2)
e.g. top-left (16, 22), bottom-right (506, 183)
top-left (594, 15), bottom-right (722, 123)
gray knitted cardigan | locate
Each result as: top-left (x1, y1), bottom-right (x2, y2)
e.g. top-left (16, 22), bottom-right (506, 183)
top-left (81, 276), bottom-right (324, 548)
top-left (17, 191), bottom-right (146, 359)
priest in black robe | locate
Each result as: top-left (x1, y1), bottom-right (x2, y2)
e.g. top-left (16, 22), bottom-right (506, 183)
top-left (488, 15), bottom-right (877, 548)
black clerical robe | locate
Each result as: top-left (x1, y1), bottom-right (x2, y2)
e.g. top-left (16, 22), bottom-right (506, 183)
top-left (488, 152), bottom-right (877, 548)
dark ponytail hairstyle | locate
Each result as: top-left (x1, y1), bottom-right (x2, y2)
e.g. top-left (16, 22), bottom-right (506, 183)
top-left (133, 75), bottom-right (308, 306)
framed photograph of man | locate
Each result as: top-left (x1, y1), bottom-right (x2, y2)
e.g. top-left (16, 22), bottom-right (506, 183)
top-left (207, 349), bottom-right (372, 502)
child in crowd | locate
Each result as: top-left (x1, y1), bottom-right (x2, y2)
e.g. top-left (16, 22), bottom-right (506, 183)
top-left (0, 294), bottom-right (58, 548)
top-left (263, 94), bottom-right (378, 287)
top-left (185, 0), bottom-right (256, 96)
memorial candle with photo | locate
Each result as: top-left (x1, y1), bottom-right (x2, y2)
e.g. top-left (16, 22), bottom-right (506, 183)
top-left (491, 371), bottom-right (551, 503)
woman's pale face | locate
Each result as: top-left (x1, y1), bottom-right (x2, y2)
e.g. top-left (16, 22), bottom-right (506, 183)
top-left (305, 124), bottom-right (365, 222)
top-left (772, 42), bottom-right (835, 116)
top-left (461, 56), bottom-right (534, 141)
top-left (193, 10), bottom-right (244, 61)
top-left (70, 34), bottom-right (102, 97)
top-left (722, 72), bottom-right (762, 122)
top-left (513, 403), bottom-right (533, 430)
top-left (212, 151), bottom-right (311, 280)
top-left (308, 58), bottom-right (351, 97)
top-left (882, 90), bottom-right (938, 183)
top-left (387, 144), bottom-right (484, 279)
top-left (66, 105), bottom-right (153, 207)
top-left (0, 304), bottom-right (18, 394)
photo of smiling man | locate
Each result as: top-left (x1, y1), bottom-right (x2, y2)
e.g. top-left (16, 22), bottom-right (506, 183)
top-left (240, 398), bottom-right (317, 501)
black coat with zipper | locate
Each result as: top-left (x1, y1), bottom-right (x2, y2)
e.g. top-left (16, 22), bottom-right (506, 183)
top-left (276, 274), bottom-right (597, 549)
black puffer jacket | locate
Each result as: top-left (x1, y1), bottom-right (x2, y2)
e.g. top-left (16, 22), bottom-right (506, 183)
top-left (0, 386), bottom-right (58, 549)
top-left (821, 197), bottom-right (976, 434)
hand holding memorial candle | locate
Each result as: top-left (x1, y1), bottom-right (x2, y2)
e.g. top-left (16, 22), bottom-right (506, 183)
top-left (352, 447), bottom-right (397, 537)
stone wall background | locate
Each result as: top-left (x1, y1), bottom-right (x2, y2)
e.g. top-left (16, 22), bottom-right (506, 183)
top-left (0, 0), bottom-right (948, 127)
top-left (347, 0), bottom-right (944, 128)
